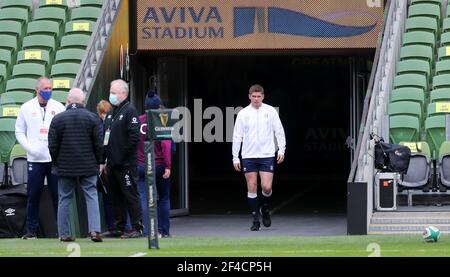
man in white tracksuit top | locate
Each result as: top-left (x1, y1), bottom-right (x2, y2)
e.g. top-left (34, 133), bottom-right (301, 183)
top-left (15, 77), bottom-right (65, 239)
top-left (232, 84), bottom-right (286, 231)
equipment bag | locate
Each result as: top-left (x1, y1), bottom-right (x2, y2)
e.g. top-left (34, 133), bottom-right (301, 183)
top-left (374, 140), bottom-right (411, 175)
top-left (0, 185), bottom-right (27, 238)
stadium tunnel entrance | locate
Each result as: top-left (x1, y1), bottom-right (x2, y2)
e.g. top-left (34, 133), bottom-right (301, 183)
top-left (132, 53), bottom-right (373, 216)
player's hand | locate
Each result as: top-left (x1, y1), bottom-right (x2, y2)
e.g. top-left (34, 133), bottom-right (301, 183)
top-left (163, 169), bottom-right (171, 179)
top-left (99, 164), bottom-right (105, 173)
top-left (277, 153), bottom-right (285, 164)
top-left (233, 162), bottom-right (241, 172)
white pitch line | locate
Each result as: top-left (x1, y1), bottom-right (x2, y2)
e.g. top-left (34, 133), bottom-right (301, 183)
top-left (129, 252), bottom-right (147, 257)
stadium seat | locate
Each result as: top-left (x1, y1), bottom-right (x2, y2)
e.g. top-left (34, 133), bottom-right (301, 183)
top-left (438, 46), bottom-right (450, 60)
top-left (38, 0), bottom-right (68, 10)
top-left (441, 32), bottom-right (450, 47)
top-left (1, 0), bottom-right (33, 13)
top-left (16, 49), bottom-right (51, 72)
top-left (26, 20), bottom-right (61, 39)
top-left (443, 18), bottom-right (450, 33)
top-left (55, 49), bottom-right (85, 64)
top-left (79, 0), bottom-right (103, 8)
top-left (0, 8), bottom-right (30, 26)
top-left (12, 63), bottom-right (46, 79)
top-left (64, 20), bottom-right (94, 35)
top-left (5, 78), bottom-right (36, 93)
top-left (388, 101), bottom-right (422, 120)
top-left (0, 117), bottom-right (17, 163)
top-left (0, 63), bottom-right (7, 91)
top-left (408, 3), bottom-right (441, 21)
top-left (425, 115), bottom-right (446, 158)
top-left (22, 34), bottom-right (56, 54)
top-left (399, 45), bottom-right (433, 62)
top-left (52, 78), bottom-right (74, 91)
top-left (0, 91), bottom-right (33, 105)
top-left (50, 63), bottom-right (79, 78)
top-left (402, 31), bottom-right (435, 48)
top-left (393, 73), bottom-right (428, 91)
top-left (430, 88), bottom-right (450, 103)
top-left (70, 7), bottom-right (101, 22)
top-left (52, 90), bottom-right (68, 104)
top-left (396, 59), bottom-right (430, 79)
top-left (427, 102), bottom-right (450, 117)
top-left (0, 20), bottom-right (23, 39)
top-left (410, 0), bottom-right (441, 7)
top-left (432, 74), bottom-right (450, 89)
top-left (389, 115), bottom-right (420, 145)
top-left (33, 7), bottom-right (67, 25)
top-left (390, 88), bottom-right (425, 114)
top-left (60, 34), bottom-right (90, 49)
top-left (9, 144), bottom-right (27, 186)
top-left (404, 16), bottom-right (438, 35)
top-left (398, 141), bottom-right (432, 190)
top-left (0, 104), bottom-right (21, 118)
top-left (0, 49), bottom-right (13, 70)
top-left (439, 141), bottom-right (450, 188)
top-left (0, 34), bottom-right (19, 54)
top-left (435, 60), bottom-right (450, 75)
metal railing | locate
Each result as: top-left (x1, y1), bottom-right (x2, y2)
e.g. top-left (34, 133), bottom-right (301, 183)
top-left (74, 0), bottom-right (121, 101)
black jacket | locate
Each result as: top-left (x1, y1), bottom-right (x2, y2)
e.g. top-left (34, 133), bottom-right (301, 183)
top-left (48, 103), bottom-right (103, 177)
top-left (103, 100), bottom-right (140, 169)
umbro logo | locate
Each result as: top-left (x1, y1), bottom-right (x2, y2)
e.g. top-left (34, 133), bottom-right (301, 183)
top-left (4, 208), bottom-right (15, 216)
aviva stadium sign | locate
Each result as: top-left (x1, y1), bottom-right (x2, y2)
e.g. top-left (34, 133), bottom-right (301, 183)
top-left (136, 0), bottom-right (383, 50)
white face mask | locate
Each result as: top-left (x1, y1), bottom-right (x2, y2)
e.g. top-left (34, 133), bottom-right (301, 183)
top-left (109, 94), bottom-right (119, 106)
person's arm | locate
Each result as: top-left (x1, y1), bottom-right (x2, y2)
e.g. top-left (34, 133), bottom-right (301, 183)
top-left (15, 107), bottom-right (35, 155)
top-left (93, 116), bottom-right (104, 165)
top-left (272, 109), bottom-right (286, 163)
top-left (232, 112), bottom-right (244, 170)
top-left (161, 140), bottom-right (172, 179)
top-left (124, 108), bottom-right (140, 158)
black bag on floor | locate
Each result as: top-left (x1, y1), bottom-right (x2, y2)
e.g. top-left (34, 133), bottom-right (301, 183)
top-left (0, 185), bottom-right (27, 238)
top-left (374, 139), bottom-right (411, 175)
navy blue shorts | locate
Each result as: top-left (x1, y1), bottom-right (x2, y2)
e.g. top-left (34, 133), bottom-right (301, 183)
top-left (242, 157), bottom-right (275, 173)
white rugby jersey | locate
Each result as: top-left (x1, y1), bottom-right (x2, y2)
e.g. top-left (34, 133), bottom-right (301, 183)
top-left (232, 103), bottom-right (286, 163)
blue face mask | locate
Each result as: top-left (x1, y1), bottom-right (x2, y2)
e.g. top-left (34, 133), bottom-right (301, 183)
top-left (39, 90), bottom-right (52, 101)
top-left (109, 94), bottom-right (119, 106)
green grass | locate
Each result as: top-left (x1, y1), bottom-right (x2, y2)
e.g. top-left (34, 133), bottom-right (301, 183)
top-left (1, 235), bottom-right (450, 257)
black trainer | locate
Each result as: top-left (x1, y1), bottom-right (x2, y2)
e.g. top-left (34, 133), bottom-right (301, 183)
top-left (22, 232), bottom-right (37, 239)
top-left (250, 221), bottom-right (260, 231)
top-left (101, 230), bottom-right (123, 238)
top-left (261, 207), bottom-right (271, 227)
top-left (121, 229), bottom-right (143, 239)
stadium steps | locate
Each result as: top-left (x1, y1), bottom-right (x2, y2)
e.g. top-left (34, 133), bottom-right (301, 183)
top-left (368, 212), bottom-right (450, 234)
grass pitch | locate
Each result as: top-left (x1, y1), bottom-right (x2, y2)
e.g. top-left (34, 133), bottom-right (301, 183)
top-left (1, 235), bottom-right (450, 257)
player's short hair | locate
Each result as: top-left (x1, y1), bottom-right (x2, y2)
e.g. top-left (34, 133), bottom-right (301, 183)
top-left (249, 84), bottom-right (264, 94)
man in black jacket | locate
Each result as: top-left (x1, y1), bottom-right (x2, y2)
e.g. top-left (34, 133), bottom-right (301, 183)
top-left (102, 79), bottom-right (142, 238)
top-left (48, 88), bottom-right (103, 242)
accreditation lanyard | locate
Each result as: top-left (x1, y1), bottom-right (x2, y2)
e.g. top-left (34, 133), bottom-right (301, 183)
top-left (104, 102), bottom-right (129, 146)
top-left (39, 104), bottom-right (49, 141)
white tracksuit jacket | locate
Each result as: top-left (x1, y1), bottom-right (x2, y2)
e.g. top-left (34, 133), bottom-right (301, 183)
top-left (232, 103), bottom-right (286, 163)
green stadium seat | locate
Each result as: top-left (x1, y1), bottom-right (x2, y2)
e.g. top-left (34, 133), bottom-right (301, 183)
top-left (398, 141), bottom-right (432, 189)
top-left (432, 74), bottom-right (450, 89)
top-left (38, 0), bottom-right (69, 10)
top-left (442, 18), bottom-right (450, 33)
top-left (0, 20), bottom-right (23, 39)
top-left (33, 7), bottom-right (67, 25)
top-left (52, 77), bottom-right (73, 91)
top-left (390, 88), bottom-right (426, 114)
top-left (430, 88), bottom-right (450, 103)
top-left (427, 102), bottom-right (450, 117)
top-left (425, 115), bottom-right (446, 158)
top-left (60, 34), bottom-right (90, 49)
top-left (399, 45), bottom-right (433, 62)
top-left (1, 0), bottom-right (33, 13)
top-left (0, 63), bottom-right (8, 90)
top-left (408, 3), bottom-right (441, 21)
top-left (389, 115), bottom-right (420, 145)
top-left (70, 6), bottom-right (101, 22)
top-left (5, 78), bottom-right (36, 93)
top-left (438, 141), bottom-right (450, 188)
top-left (12, 63), bottom-right (46, 79)
top-left (411, 0), bottom-right (441, 7)
top-left (22, 34), bottom-right (56, 54)
top-left (79, 0), bottom-right (103, 8)
top-left (0, 117), bottom-right (17, 163)
top-left (389, 101), bottom-right (422, 120)
top-left (402, 31), bottom-right (435, 48)
top-left (0, 8), bottom-right (30, 26)
top-left (396, 59), bottom-right (430, 79)
top-left (0, 49), bottom-right (13, 69)
top-left (436, 60), bottom-right (450, 75)
top-left (50, 63), bottom-right (79, 78)
top-left (9, 143), bottom-right (27, 185)
top-left (393, 73), bottom-right (428, 91)
top-left (0, 34), bottom-right (19, 53)
top-left (64, 20), bottom-right (94, 34)
top-left (16, 49), bottom-right (51, 71)
top-left (55, 49), bottom-right (85, 63)
top-left (26, 20), bottom-right (60, 39)
top-left (441, 32), bottom-right (450, 47)
top-left (52, 90), bottom-right (68, 104)
top-left (405, 16), bottom-right (438, 35)
top-left (0, 91), bottom-right (33, 105)
top-left (0, 104), bottom-right (21, 118)
top-left (438, 46), bottom-right (450, 60)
